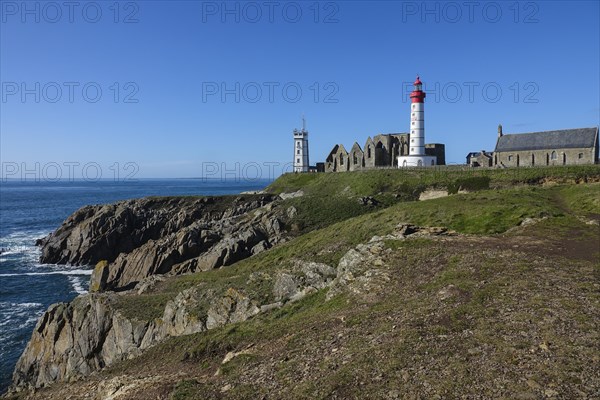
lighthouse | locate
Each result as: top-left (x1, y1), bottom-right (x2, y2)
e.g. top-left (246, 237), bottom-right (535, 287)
top-left (397, 76), bottom-right (437, 167)
top-left (293, 116), bottom-right (309, 173)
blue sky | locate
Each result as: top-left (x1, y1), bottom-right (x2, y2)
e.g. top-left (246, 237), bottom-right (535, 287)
top-left (1, 0), bottom-right (599, 179)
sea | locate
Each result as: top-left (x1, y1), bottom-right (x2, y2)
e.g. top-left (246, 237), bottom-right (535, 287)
top-left (0, 178), bottom-right (271, 393)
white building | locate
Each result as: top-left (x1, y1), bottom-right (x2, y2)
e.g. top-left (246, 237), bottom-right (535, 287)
top-left (293, 117), bottom-right (309, 173)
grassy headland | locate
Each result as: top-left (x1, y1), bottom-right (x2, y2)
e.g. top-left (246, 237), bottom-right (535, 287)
top-left (9, 165), bottom-right (600, 400)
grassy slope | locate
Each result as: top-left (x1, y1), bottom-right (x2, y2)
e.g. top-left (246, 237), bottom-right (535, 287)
top-left (268, 165), bottom-right (600, 195)
top-left (11, 166), bottom-right (600, 399)
top-left (114, 185), bottom-right (575, 321)
top-left (111, 166), bottom-right (600, 321)
top-left (269, 165), bottom-right (600, 233)
top-left (121, 182), bottom-right (600, 399)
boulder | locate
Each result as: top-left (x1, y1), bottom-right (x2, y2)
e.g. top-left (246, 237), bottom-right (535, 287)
top-left (89, 260), bottom-right (110, 293)
top-left (357, 196), bottom-right (379, 206)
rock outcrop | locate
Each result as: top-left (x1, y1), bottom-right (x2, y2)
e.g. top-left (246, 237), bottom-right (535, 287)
top-left (10, 194), bottom-right (299, 390)
top-left (37, 195), bottom-right (275, 267)
top-left (38, 195), bottom-right (287, 291)
top-left (10, 260), bottom-right (337, 391)
top-left (327, 223), bottom-right (456, 301)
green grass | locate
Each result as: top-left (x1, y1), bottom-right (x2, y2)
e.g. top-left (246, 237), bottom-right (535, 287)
top-left (267, 165), bottom-right (600, 196)
top-left (268, 166), bottom-right (599, 234)
top-left (557, 183), bottom-right (600, 216)
top-left (393, 187), bottom-right (564, 234)
top-left (113, 293), bottom-right (174, 322)
top-left (447, 176), bottom-right (491, 194)
top-left (282, 195), bottom-right (380, 233)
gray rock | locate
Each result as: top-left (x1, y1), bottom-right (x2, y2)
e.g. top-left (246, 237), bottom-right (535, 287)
top-left (41, 195), bottom-right (287, 292)
top-left (273, 260), bottom-right (336, 302)
top-left (326, 241), bottom-right (388, 301)
top-left (357, 196), bottom-right (379, 206)
top-left (286, 206), bottom-right (298, 219)
top-left (38, 195), bottom-right (276, 269)
top-left (278, 190), bottom-right (304, 200)
top-left (135, 275), bottom-right (166, 295)
top-left (251, 240), bottom-right (270, 255)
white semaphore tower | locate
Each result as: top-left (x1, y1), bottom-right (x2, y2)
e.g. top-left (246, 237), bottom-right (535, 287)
top-left (293, 116), bottom-right (309, 173)
top-left (397, 75), bottom-right (437, 167)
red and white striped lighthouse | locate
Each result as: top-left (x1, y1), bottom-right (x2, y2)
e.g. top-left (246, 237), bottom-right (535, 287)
top-left (398, 75), bottom-right (437, 167)
top-left (409, 76), bottom-right (426, 156)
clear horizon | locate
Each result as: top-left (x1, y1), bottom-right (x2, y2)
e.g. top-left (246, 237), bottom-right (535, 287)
top-left (2, 1), bottom-right (599, 179)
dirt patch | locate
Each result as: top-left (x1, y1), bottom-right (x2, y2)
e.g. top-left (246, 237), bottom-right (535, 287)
top-left (418, 189), bottom-right (448, 201)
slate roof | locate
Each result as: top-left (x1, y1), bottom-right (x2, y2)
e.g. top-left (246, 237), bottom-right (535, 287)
top-left (495, 128), bottom-right (598, 152)
top-left (467, 151), bottom-right (492, 159)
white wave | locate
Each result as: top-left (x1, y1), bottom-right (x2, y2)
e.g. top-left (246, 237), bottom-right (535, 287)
top-left (0, 248), bottom-right (40, 264)
top-left (0, 230), bottom-right (48, 242)
top-left (0, 245), bottom-right (39, 253)
top-left (13, 302), bottom-right (43, 308)
top-left (0, 269), bottom-right (92, 277)
top-left (17, 316), bottom-right (41, 329)
top-left (0, 302), bottom-right (45, 328)
top-left (0, 301), bottom-right (43, 308)
top-left (0, 231), bottom-right (44, 265)
top-left (68, 276), bottom-right (88, 295)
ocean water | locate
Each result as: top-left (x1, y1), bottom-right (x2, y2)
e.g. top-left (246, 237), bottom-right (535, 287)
top-left (0, 179), bottom-right (271, 393)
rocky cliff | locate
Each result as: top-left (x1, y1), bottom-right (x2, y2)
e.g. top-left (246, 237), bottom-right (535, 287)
top-left (38, 195), bottom-right (277, 265)
top-left (10, 193), bottom-right (302, 391)
top-left (38, 195), bottom-right (284, 291)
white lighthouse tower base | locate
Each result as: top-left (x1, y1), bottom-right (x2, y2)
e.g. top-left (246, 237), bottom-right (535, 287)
top-left (397, 155), bottom-right (437, 167)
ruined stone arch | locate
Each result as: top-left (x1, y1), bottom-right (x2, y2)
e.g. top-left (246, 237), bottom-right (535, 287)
top-left (375, 141), bottom-right (385, 166)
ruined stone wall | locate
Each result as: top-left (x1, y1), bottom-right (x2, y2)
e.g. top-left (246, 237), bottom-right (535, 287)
top-left (325, 134), bottom-right (443, 172)
top-left (426, 144), bottom-right (446, 166)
